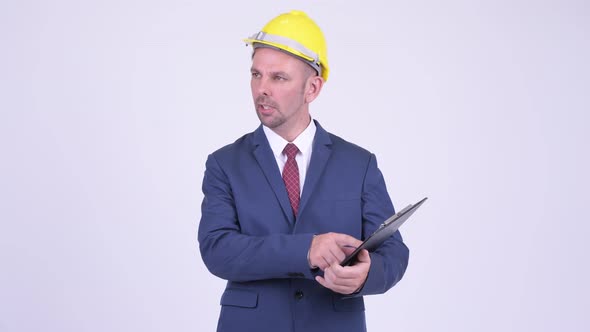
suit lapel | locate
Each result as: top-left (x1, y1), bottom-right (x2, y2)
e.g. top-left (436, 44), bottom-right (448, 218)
top-left (299, 121), bottom-right (333, 217)
top-left (251, 125), bottom-right (295, 224)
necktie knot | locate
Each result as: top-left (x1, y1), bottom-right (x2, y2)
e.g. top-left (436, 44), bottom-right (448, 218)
top-left (283, 143), bottom-right (299, 159)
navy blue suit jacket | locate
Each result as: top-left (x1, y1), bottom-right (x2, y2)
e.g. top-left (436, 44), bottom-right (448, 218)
top-left (198, 120), bottom-right (409, 332)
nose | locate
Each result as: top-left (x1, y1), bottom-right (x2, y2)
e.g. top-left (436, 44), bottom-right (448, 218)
top-left (253, 76), bottom-right (270, 97)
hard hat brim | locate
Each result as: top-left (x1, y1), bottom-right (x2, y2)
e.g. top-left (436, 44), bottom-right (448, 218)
top-left (243, 31), bottom-right (328, 81)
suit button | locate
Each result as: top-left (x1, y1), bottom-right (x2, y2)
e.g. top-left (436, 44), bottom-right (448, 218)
top-left (294, 290), bottom-right (304, 300)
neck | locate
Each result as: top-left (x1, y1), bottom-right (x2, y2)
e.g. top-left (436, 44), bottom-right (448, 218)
top-left (274, 115), bottom-right (312, 142)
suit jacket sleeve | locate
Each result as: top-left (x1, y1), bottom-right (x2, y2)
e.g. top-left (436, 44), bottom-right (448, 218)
top-left (354, 154), bottom-right (410, 296)
top-left (198, 154), bottom-right (316, 282)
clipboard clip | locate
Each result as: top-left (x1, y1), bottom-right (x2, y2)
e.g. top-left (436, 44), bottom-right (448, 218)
top-left (379, 204), bottom-right (413, 229)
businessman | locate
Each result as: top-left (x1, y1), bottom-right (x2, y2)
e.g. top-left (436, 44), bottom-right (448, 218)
top-left (198, 10), bottom-right (409, 332)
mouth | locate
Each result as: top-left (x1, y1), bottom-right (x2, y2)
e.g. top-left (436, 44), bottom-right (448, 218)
top-left (257, 103), bottom-right (276, 116)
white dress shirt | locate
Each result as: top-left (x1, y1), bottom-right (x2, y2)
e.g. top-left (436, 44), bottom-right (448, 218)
top-left (263, 119), bottom-right (316, 196)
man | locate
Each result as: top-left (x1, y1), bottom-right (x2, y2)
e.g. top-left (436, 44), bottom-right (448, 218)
top-left (198, 10), bottom-right (409, 332)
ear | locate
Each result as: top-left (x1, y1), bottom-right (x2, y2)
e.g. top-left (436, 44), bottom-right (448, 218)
top-left (304, 75), bottom-right (324, 103)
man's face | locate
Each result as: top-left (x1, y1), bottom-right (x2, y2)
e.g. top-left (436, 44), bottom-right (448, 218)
top-left (250, 47), bottom-right (314, 136)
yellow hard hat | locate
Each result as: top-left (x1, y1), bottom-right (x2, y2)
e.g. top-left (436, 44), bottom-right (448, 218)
top-left (244, 10), bottom-right (330, 82)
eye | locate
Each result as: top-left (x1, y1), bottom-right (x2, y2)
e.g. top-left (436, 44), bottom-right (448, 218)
top-left (251, 72), bottom-right (261, 78)
top-left (274, 75), bottom-right (287, 81)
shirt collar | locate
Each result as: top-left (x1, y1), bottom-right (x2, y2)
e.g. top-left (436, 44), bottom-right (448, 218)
top-left (263, 119), bottom-right (316, 158)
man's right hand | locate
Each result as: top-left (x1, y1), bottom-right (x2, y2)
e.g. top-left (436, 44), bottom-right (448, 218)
top-left (307, 232), bottom-right (363, 270)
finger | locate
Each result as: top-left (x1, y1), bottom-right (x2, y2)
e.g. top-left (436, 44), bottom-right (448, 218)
top-left (318, 273), bottom-right (340, 289)
top-left (324, 264), bottom-right (360, 285)
top-left (328, 263), bottom-right (362, 280)
top-left (314, 241), bottom-right (341, 266)
top-left (318, 244), bottom-right (345, 267)
top-left (318, 272), bottom-right (358, 294)
top-left (322, 256), bottom-right (332, 269)
top-left (332, 233), bottom-right (363, 248)
top-left (329, 246), bottom-right (346, 263)
top-left (341, 245), bottom-right (357, 256)
top-left (318, 254), bottom-right (339, 271)
top-left (314, 252), bottom-right (331, 270)
top-left (309, 235), bottom-right (333, 268)
top-left (311, 249), bottom-right (334, 270)
top-left (323, 272), bottom-right (359, 293)
top-left (356, 249), bottom-right (371, 264)
top-left (315, 276), bottom-right (328, 288)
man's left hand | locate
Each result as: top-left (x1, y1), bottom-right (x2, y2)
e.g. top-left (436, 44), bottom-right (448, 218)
top-left (315, 249), bottom-right (371, 295)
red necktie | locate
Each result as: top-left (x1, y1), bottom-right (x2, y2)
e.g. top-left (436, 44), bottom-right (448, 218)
top-left (282, 143), bottom-right (300, 217)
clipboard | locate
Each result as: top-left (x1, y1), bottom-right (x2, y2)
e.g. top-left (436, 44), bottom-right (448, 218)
top-left (340, 197), bottom-right (428, 266)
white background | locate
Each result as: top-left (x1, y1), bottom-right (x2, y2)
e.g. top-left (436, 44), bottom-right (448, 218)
top-left (1, 0), bottom-right (589, 331)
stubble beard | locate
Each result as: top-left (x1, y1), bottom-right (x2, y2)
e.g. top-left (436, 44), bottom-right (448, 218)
top-left (257, 108), bottom-right (286, 129)
top-left (255, 96), bottom-right (285, 129)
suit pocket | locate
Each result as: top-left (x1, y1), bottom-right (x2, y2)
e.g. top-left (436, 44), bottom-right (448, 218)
top-left (332, 295), bottom-right (365, 312)
top-left (220, 288), bottom-right (259, 308)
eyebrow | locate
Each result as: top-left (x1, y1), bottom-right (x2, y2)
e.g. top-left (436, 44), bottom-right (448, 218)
top-left (250, 67), bottom-right (290, 77)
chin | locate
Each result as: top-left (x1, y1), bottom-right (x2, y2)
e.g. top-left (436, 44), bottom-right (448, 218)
top-left (262, 118), bottom-right (284, 129)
